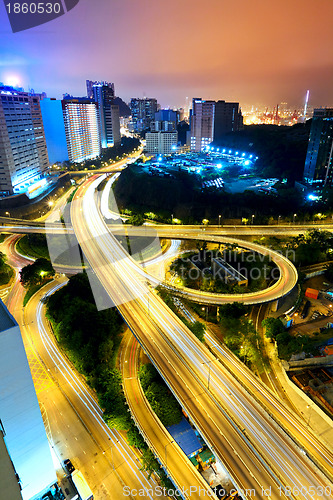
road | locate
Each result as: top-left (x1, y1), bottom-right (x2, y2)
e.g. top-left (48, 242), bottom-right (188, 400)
top-left (2, 236), bottom-right (169, 500)
top-left (121, 328), bottom-right (217, 499)
top-left (71, 174), bottom-right (333, 499)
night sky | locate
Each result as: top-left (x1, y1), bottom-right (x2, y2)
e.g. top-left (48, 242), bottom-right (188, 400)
top-left (0, 0), bottom-right (332, 109)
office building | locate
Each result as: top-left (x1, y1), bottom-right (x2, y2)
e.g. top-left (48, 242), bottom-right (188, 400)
top-left (151, 109), bottom-right (177, 132)
top-left (190, 98), bottom-right (215, 152)
top-left (62, 97), bottom-right (101, 163)
top-left (0, 86), bottom-right (49, 197)
top-left (145, 131), bottom-right (178, 154)
top-left (39, 98), bottom-right (68, 163)
top-left (0, 299), bottom-right (56, 500)
top-left (303, 108), bottom-right (333, 186)
top-left (213, 100), bottom-right (243, 141)
top-left (190, 98), bottom-right (243, 152)
top-left (90, 83), bottom-right (120, 148)
top-left (131, 98), bottom-right (158, 133)
top-left (86, 80), bottom-right (114, 100)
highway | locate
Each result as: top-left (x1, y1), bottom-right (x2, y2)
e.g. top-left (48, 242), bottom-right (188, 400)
top-left (1, 237), bottom-right (170, 500)
top-left (71, 174), bottom-right (333, 499)
top-left (120, 328), bottom-right (217, 499)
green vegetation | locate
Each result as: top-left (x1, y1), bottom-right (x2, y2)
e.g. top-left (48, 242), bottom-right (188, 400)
top-left (16, 234), bottom-right (50, 260)
top-left (45, 273), bottom-right (174, 483)
top-left (0, 234), bottom-right (8, 244)
top-left (139, 363), bottom-right (183, 427)
top-left (125, 214), bottom-right (145, 226)
top-left (262, 315), bottom-right (317, 360)
top-left (258, 229), bottom-right (333, 267)
top-left (219, 303), bottom-right (266, 372)
top-left (66, 186), bottom-right (78, 204)
top-left (23, 280), bottom-right (53, 306)
top-left (113, 162), bottom-right (307, 223)
top-left (262, 317), bottom-right (285, 339)
top-left (170, 245), bottom-right (277, 294)
top-left (20, 258), bottom-right (55, 288)
top-left (157, 286), bottom-right (206, 342)
top-left (0, 251), bottom-right (14, 286)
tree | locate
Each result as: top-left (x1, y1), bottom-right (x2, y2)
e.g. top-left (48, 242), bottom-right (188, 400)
top-left (261, 317), bottom-right (284, 340)
top-left (140, 449), bottom-right (160, 479)
top-left (189, 321), bottom-right (205, 342)
top-left (20, 258), bottom-right (55, 288)
top-left (220, 302), bottom-right (247, 320)
top-left (127, 425), bottom-right (146, 450)
top-left (126, 214), bottom-right (145, 226)
top-left (0, 251), bottom-right (7, 271)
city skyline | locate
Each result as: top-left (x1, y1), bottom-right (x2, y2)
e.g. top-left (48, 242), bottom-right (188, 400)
top-left (0, 0), bottom-right (333, 109)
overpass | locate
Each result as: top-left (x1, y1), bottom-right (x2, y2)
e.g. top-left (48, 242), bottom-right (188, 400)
top-left (69, 174), bottom-right (333, 499)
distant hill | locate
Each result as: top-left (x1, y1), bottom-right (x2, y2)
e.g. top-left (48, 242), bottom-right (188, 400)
top-left (114, 97), bottom-right (131, 117)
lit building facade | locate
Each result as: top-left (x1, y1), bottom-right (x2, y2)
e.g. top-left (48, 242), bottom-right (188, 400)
top-left (145, 131), bottom-right (178, 154)
top-left (303, 108), bottom-right (333, 186)
top-left (190, 98), bottom-right (215, 152)
top-left (0, 299), bottom-right (56, 500)
top-left (91, 83), bottom-right (121, 148)
top-left (39, 98), bottom-right (68, 163)
top-left (0, 86), bottom-right (49, 196)
top-left (86, 80), bottom-right (115, 100)
top-left (130, 98), bottom-right (158, 133)
top-left (151, 109), bottom-right (177, 132)
top-left (62, 97), bottom-right (101, 163)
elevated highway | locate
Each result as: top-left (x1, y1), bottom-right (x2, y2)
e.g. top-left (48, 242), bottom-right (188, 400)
top-left (70, 175), bottom-right (333, 499)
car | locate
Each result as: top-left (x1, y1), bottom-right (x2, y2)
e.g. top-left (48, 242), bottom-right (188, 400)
top-left (63, 458), bottom-right (75, 474)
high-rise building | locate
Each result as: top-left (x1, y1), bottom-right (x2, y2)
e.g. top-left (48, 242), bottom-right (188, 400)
top-left (150, 109), bottom-right (177, 132)
top-left (145, 131), bottom-right (178, 155)
top-left (62, 97), bottom-right (101, 163)
top-left (213, 100), bottom-right (243, 141)
top-left (190, 98), bottom-right (215, 152)
top-left (303, 108), bottom-right (333, 186)
top-left (130, 98), bottom-right (158, 133)
top-left (190, 98), bottom-right (243, 152)
top-left (0, 299), bottom-right (56, 500)
top-left (86, 80), bottom-right (115, 100)
top-left (0, 86), bottom-right (49, 196)
top-left (39, 97), bottom-right (68, 164)
top-left (91, 83), bottom-right (121, 148)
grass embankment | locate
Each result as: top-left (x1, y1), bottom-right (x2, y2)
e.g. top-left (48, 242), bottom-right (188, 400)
top-left (139, 363), bottom-right (183, 427)
top-left (23, 280), bottom-right (53, 306)
top-left (16, 234), bottom-right (50, 260)
top-left (0, 264), bottom-right (14, 286)
top-left (0, 234), bottom-right (8, 244)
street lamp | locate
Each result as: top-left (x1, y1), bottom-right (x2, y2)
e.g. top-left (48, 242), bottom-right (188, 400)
top-left (218, 214), bottom-right (221, 227)
top-left (201, 360), bottom-right (212, 390)
top-left (278, 215), bottom-right (281, 225)
top-left (5, 211), bottom-right (10, 218)
top-left (201, 306), bottom-right (208, 321)
top-left (251, 214), bottom-right (255, 225)
top-left (171, 213), bottom-right (173, 227)
top-left (103, 439), bottom-right (120, 471)
top-left (293, 213), bottom-right (297, 224)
